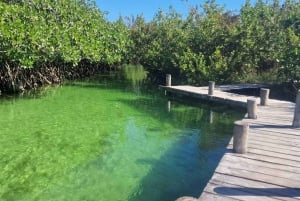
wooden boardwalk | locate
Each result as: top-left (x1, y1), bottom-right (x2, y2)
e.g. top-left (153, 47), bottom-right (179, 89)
top-left (160, 85), bottom-right (300, 201)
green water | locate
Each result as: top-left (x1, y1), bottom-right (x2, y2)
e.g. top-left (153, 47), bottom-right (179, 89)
top-left (0, 80), bottom-right (243, 201)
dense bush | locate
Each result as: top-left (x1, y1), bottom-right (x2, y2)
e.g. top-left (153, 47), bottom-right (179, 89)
top-left (0, 0), bottom-right (130, 92)
top-left (0, 0), bottom-right (299, 93)
top-left (0, 0), bottom-right (130, 66)
top-left (127, 0), bottom-right (300, 85)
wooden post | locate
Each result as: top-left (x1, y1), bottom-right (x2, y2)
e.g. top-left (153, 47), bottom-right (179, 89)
top-left (247, 98), bottom-right (257, 119)
top-left (208, 81), bottom-right (215, 96)
top-left (293, 90), bottom-right (300, 128)
top-left (260, 88), bottom-right (270, 106)
top-left (166, 74), bottom-right (171, 86)
top-left (233, 121), bottom-right (249, 154)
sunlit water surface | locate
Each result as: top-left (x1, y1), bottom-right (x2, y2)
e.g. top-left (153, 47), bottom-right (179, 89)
top-left (0, 80), bottom-right (243, 201)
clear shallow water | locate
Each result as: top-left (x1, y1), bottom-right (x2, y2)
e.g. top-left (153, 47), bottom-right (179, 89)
top-left (0, 80), bottom-right (243, 201)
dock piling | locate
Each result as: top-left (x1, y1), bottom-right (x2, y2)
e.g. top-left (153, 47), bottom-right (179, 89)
top-left (233, 121), bottom-right (249, 154)
top-left (260, 88), bottom-right (270, 106)
top-left (160, 84), bottom-right (298, 200)
top-left (166, 74), bottom-right (171, 86)
top-left (208, 81), bottom-right (215, 96)
top-left (292, 90), bottom-right (300, 128)
top-left (247, 98), bottom-right (257, 119)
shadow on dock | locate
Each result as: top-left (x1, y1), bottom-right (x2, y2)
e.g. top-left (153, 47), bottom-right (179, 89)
top-left (214, 186), bottom-right (300, 197)
top-left (250, 125), bottom-right (293, 129)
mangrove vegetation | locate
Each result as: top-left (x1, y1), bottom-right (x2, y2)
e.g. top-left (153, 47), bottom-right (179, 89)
top-left (0, 0), bottom-right (300, 93)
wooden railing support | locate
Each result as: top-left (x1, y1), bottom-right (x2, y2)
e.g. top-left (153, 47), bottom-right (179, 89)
top-left (208, 81), bottom-right (215, 96)
top-left (247, 98), bottom-right (257, 119)
top-left (260, 88), bottom-right (270, 106)
top-left (233, 121), bottom-right (249, 154)
top-left (293, 90), bottom-right (300, 128)
top-left (166, 74), bottom-right (171, 86)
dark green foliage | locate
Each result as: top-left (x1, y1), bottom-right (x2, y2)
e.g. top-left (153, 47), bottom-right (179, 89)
top-left (127, 0), bottom-right (300, 85)
top-left (0, 0), bottom-right (300, 92)
top-left (0, 0), bottom-right (129, 67)
top-left (0, 0), bottom-right (132, 93)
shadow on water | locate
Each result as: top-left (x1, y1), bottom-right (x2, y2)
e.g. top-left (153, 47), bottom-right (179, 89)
top-left (227, 83), bottom-right (298, 103)
top-left (117, 96), bottom-right (242, 149)
top-left (0, 64), bottom-right (244, 201)
top-left (28, 93), bottom-right (242, 201)
top-left (127, 136), bottom-right (229, 201)
top-left (115, 97), bottom-right (243, 201)
top-left (32, 73), bottom-right (242, 201)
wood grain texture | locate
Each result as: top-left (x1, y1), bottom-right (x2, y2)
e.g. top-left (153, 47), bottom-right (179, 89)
top-left (161, 85), bottom-right (300, 201)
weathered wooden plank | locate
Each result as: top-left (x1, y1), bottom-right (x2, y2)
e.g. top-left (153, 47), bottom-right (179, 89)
top-left (215, 165), bottom-right (300, 188)
top-left (248, 143), bottom-right (300, 157)
top-left (216, 84), bottom-right (268, 91)
top-left (249, 128), bottom-right (299, 136)
top-left (245, 119), bottom-right (293, 124)
top-left (210, 173), bottom-right (300, 200)
top-left (246, 147), bottom-right (300, 162)
top-left (247, 139), bottom-right (300, 153)
top-left (221, 154), bottom-right (300, 174)
top-left (217, 156), bottom-right (300, 182)
top-left (257, 108), bottom-right (294, 112)
top-left (224, 152), bottom-right (300, 168)
top-left (229, 129), bottom-right (300, 145)
top-left (248, 138), bottom-right (300, 150)
top-left (163, 84), bottom-right (299, 201)
top-left (249, 128), bottom-right (300, 137)
top-left (256, 113), bottom-right (293, 117)
top-left (248, 132), bottom-right (300, 144)
top-left (199, 192), bottom-right (241, 201)
top-left (247, 136), bottom-right (300, 150)
top-left (252, 117), bottom-right (293, 123)
top-left (247, 141), bottom-right (300, 155)
top-left (249, 126), bottom-right (300, 136)
top-left (227, 138), bottom-right (299, 158)
top-left (259, 104), bottom-right (295, 110)
top-left (161, 85), bottom-right (250, 108)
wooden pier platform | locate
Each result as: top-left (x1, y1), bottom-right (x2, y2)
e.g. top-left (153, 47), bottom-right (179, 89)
top-left (160, 85), bottom-right (300, 201)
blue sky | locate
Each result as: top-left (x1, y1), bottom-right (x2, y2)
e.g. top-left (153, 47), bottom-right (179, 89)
top-left (95, 0), bottom-right (251, 22)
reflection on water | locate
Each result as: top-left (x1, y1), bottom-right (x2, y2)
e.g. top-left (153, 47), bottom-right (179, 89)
top-left (0, 79), bottom-right (243, 201)
top-left (209, 110), bottom-right (214, 124)
top-left (168, 100), bottom-right (171, 112)
top-left (121, 64), bottom-right (148, 94)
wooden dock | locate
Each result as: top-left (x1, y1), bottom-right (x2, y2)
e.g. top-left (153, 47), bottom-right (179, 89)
top-left (160, 84), bottom-right (300, 201)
